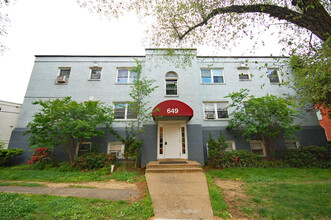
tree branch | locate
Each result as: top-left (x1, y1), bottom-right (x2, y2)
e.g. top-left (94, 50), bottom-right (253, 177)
top-left (178, 3), bottom-right (331, 42)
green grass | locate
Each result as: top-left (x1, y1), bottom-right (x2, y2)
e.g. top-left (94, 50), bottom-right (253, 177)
top-left (0, 192), bottom-right (154, 220)
top-left (205, 173), bottom-right (231, 218)
top-left (0, 165), bottom-right (140, 183)
top-left (0, 181), bottom-right (45, 187)
top-left (209, 168), bottom-right (331, 219)
top-left (208, 167), bottom-right (331, 183)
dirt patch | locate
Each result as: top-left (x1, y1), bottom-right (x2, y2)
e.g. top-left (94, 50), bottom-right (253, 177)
top-left (7, 179), bottom-right (137, 189)
top-left (214, 178), bottom-right (251, 219)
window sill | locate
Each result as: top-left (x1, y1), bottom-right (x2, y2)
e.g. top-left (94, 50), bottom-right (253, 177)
top-left (115, 83), bottom-right (134, 85)
top-left (270, 82), bottom-right (281, 85)
top-left (239, 79), bottom-right (252, 81)
top-left (55, 82), bottom-right (68, 85)
top-left (114, 119), bottom-right (137, 122)
top-left (201, 83), bottom-right (226, 85)
top-left (204, 118), bottom-right (230, 121)
top-left (88, 79), bottom-right (101, 81)
top-left (165, 95), bottom-right (179, 97)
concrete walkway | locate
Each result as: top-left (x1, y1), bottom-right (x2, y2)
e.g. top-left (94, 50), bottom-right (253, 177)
top-left (146, 172), bottom-right (214, 219)
top-left (0, 186), bottom-right (140, 201)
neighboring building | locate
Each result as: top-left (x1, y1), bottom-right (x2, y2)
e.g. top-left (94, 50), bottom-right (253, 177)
top-left (0, 100), bottom-right (22, 149)
top-left (8, 49), bottom-right (327, 166)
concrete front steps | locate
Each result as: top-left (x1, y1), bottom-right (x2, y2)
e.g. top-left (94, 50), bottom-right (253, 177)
top-left (145, 160), bottom-right (203, 173)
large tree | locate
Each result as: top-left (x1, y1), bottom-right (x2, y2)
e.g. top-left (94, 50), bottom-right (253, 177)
top-left (24, 97), bottom-right (114, 165)
top-left (77, 0), bottom-right (330, 50)
top-left (226, 89), bottom-right (300, 161)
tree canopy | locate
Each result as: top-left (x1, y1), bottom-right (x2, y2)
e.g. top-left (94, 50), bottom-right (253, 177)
top-left (77, 0), bottom-right (331, 51)
top-left (226, 89), bottom-right (300, 160)
top-left (24, 97), bottom-right (114, 165)
top-left (290, 39), bottom-right (331, 108)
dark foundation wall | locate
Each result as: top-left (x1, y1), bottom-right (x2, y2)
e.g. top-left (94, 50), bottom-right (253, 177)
top-left (140, 125), bottom-right (157, 167)
top-left (187, 124), bottom-right (204, 165)
top-left (202, 126), bottom-right (328, 156)
top-left (8, 128), bottom-right (31, 164)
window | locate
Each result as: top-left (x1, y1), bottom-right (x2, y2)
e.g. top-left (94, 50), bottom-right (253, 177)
top-left (268, 69), bottom-right (280, 84)
top-left (225, 140), bottom-right (236, 151)
top-left (250, 140), bottom-right (266, 156)
top-left (117, 68), bottom-right (137, 83)
top-left (114, 103), bottom-right (137, 120)
top-left (90, 68), bottom-right (101, 80)
top-left (76, 142), bottom-right (92, 156)
top-left (201, 69), bottom-right (224, 83)
top-left (204, 102), bottom-right (229, 120)
top-left (159, 127), bottom-right (163, 155)
top-left (107, 142), bottom-right (124, 159)
top-left (165, 72), bottom-right (178, 95)
top-left (56, 68), bottom-right (70, 83)
top-left (285, 140), bottom-right (300, 149)
top-left (238, 68), bottom-right (251, 80)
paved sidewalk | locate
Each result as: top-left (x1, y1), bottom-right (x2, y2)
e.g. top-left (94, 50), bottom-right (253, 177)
top-left (0, 186), bottom-right (139, 201)
top-left (146, 172), bottom-right (214, 219)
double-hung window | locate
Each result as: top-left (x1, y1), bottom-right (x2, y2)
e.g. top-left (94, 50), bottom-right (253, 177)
top-left (117, 68), bottom-right (137, 83)
top-left (267, 69), bottom-right (280, 84)
top-left (238, 68), bottom-right (251, 80)
top-left (165, 72), bottom-right (178, 96)
top-left (201, 69), bottom-right (224, 84)
top-left (250, 140), bottom-right (266, 156)
top-left (90, 68), bottom-right (101, 80)
top-left (56, 68), bottom-right (70, 84)
top-left (204, 102), bottom-right (229, 120)
top-left (114, 103), bottom-right (137, 120)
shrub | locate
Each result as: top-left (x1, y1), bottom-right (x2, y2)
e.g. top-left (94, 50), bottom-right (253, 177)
top-left (218, 150), bottom-right (262, 168)
top-left (279, 144), bottom-right (330, 168)
top-left (28, 148), bottom-right (52, 170)
top-left (0, 149), bottom-right (24, 166)
top-left (207, 131), bottom-right (228, 167)
top-left (73, 153), bottom-right (115, 170)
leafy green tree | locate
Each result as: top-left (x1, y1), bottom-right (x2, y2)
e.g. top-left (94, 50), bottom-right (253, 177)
top-left (24, 97), bottom-right (114, 165)
top-left (289, 40), bottom-right (331, 108)
top-left (226, 89), bottom-right (300, 161)
top-left (108, 60), bottom-right (157, 167)
top-left (77, 0), bottom-right (330, 50)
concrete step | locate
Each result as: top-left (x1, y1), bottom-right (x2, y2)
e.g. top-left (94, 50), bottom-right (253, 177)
top-left (145, 160), bottom-right (203, 173)
top-left (146, 167), bottom-right (203, 173)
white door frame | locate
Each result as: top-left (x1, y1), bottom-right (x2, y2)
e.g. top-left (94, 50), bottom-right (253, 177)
top-left (157, 121), bottom-right (188, 159)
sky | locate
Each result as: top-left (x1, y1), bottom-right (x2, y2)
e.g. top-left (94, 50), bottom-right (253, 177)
top-left (0, 0), bottom-right (284, 104)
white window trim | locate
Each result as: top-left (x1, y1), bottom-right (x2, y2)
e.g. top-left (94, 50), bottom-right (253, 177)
top-left (225, 140), bottom-right (236, 151)
top-left (76, 141), bottom-right (92, 156)
top-left (267, 68), bottom-right (281, 84)
top-left (113, 102), bottom-right (137, 121)
top-left (89, 67), bottom-right (102, 81)
top-left (237, 68), bottom-right (251, 81)
top-left (285, 140), bottom-right (300, 149)
top-left (250, 140), bottom-right (266, 156)
top-left (107, 142), bottom-right (125, 159)
top-left (165, 73), bottom-right (179, 97)
top-left (55, 67), bottom-right (71, 84)
top-left (203, 102), bottom-right (230, 120)
top-left (116, 68), bottom-right (136, 84)
top-left (200, 68), bottom-right (226, 84)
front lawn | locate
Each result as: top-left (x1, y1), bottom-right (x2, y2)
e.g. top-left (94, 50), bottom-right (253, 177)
top-left (0, 164), bottom-right (140, 183)
top-left (208, 168), bottom-right (331, 219)
top-left (0, 192), bottom-right (153, 220)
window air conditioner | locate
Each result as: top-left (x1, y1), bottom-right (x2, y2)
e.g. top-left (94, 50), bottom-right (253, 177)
top-left (91, 73), bottom-right (101, 79)
top-left (207, 113), bottom-right (216, 119)
top-left (57, 76), bottom-right (67, 83)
